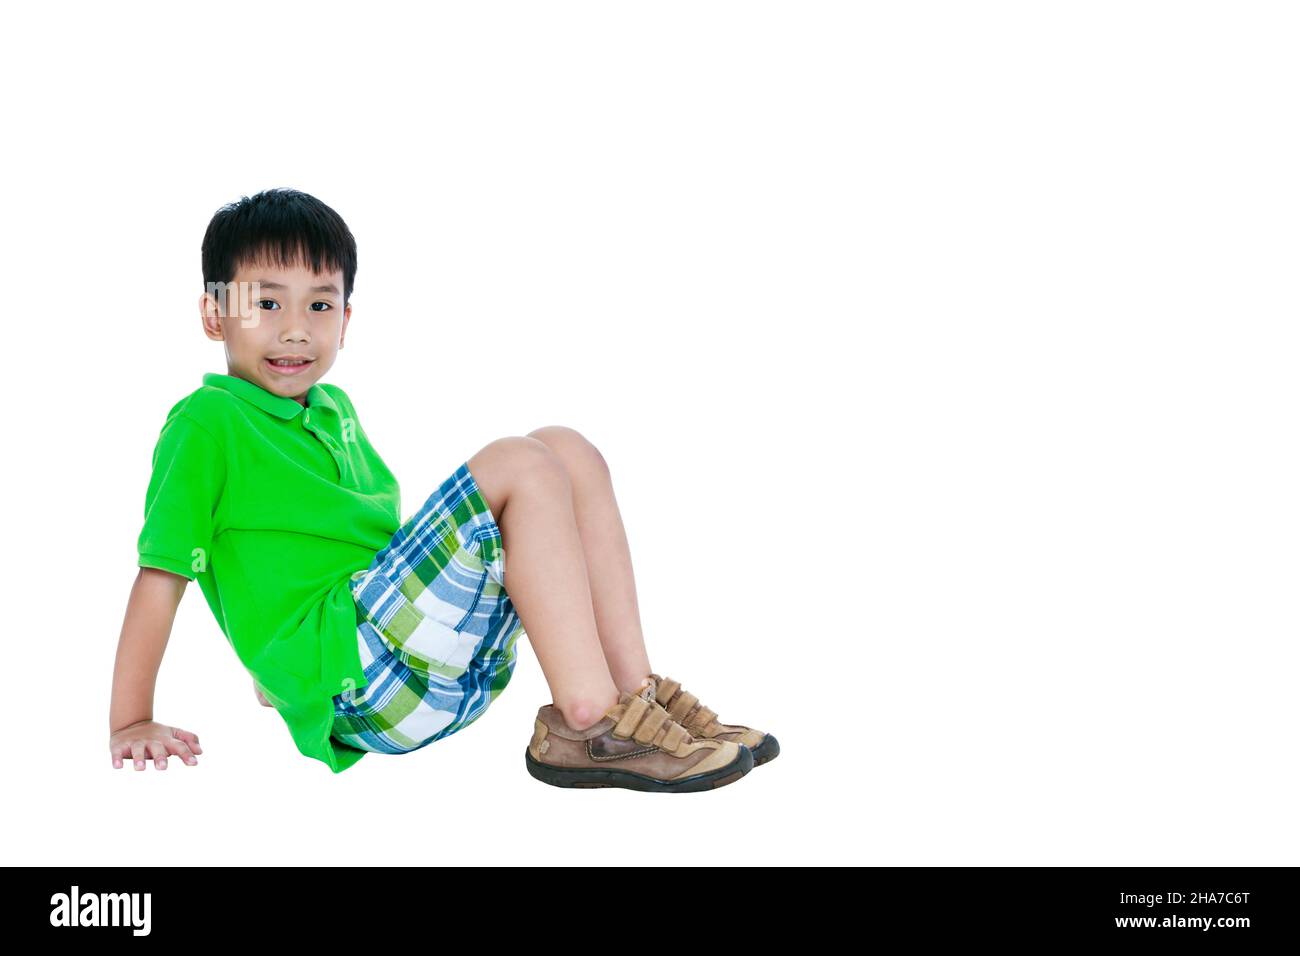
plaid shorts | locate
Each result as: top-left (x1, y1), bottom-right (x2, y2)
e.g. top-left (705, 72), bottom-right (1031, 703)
top-left (330, 460), bottom-right (526, 754)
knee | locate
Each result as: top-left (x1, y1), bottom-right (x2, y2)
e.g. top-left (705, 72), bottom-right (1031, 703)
top-left (498, 435), bottom-right (571, 491)
top-left (526, 425), bottom-right (609, 476)
top-left (469, 436), bottom-right (570, 513)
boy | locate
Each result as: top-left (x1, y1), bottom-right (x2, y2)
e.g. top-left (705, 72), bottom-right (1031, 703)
top-left (109, 187), bottom-right (779, 791)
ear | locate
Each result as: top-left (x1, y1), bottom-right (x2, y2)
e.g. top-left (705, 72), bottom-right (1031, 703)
top-left (200, 292), bottom-right (224, 342)
top-left (339, 302), bottom-right (352, 349)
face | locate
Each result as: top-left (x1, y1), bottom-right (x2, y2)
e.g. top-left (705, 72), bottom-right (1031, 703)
top-left (200, 255), bottom-right (351, 405)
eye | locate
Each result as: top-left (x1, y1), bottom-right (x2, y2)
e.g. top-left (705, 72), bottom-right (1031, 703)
top-left (310, 302), bottom-right (332, 312)
top-left (256, 299), bottom-right (279, 311)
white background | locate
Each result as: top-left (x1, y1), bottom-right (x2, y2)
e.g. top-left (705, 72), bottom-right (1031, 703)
top-left (1, 2), bottom-right (1295, 866)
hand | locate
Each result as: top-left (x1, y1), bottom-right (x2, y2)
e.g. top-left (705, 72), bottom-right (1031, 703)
top-left (109, 719), bottom-right (202, 770)
top-left (254, 682), bottom-right (273, 707)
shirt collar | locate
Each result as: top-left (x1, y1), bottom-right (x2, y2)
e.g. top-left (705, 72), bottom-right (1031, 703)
top-left (202, 372), bottom-right (339, 420)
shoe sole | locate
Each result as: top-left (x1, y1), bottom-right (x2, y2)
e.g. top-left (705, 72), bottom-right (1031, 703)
top-left (525, 744), bottom-right (754, 792)
top-left (751, 733), bottom-right (780, 766)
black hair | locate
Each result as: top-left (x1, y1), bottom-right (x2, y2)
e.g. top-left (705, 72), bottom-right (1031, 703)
top-left (201, 187), bottom-right (357, 308)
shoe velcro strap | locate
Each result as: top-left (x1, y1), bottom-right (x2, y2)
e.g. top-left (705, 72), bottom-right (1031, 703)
top-left (614, 696), bottom-right (691, 751)
top-left (613, 695), bottom-right (652, 737)
top-left (657, 677), bottom-right (682, 702)
top-left (688, 705), bottom-right (719, 734)
top-left (656, 677), bottom-right (721, 738)
top-left (634, 707), bottom-right (670, 744)
top-left (656, 721), bottom-right (690, 752)
top-left (666, 690), bottom-right (700, 723)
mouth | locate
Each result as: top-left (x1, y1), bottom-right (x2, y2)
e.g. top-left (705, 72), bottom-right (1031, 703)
top-left (264, 356), bottom-right (315, 376)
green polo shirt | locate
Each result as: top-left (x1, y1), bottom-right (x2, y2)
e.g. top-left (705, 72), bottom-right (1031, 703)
top-left (136, 371), bottom-right (401, 772)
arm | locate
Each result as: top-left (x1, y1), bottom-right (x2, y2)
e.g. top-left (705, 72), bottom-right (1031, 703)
top-left (108, 566), bottom-right (204, 770)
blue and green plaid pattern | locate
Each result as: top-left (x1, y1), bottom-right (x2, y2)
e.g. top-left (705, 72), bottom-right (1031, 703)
top-left (330, 461), bottom-right (525, 754)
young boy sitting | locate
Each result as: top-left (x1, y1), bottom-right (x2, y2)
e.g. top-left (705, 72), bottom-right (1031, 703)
top-left (109, 187), bottom-right (778, 791)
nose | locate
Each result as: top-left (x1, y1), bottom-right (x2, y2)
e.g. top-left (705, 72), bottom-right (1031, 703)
top-left (279, 312), bottom-right (311, 342)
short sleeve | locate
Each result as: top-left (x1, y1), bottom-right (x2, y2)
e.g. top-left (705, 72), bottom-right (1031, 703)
top-left (137, 414), bottom-right (226, 581)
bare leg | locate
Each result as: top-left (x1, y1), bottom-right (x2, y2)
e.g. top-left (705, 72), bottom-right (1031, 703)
top-left (467, 437), bottom-right (624, 731)
top-left (523, 426), bottom-right (652, 695)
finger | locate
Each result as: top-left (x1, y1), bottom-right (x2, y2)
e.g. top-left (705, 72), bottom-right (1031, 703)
top-left (130, 741), bottom-right (147, 771)
top-left (173, 729), bottom-right (203, 754)
top-left (149, 740), bottom-right (170, 770)
top-left (166, 737), bottom-right (198, 767)
top-left (110, 744), bottom-right (125, 769)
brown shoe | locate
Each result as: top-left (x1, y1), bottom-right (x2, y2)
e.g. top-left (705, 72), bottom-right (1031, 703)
top-left (647, 673), bottom-right (780, 767)
top-left (524, 681), bottom-right (754, 792)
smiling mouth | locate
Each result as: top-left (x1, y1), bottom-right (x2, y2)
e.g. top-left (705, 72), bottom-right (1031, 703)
top-left (265, 357), bottom-right (315, 374)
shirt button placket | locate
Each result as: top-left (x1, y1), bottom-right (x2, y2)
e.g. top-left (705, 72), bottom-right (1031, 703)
top-left (301, 410), bottom-right (342, 480)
